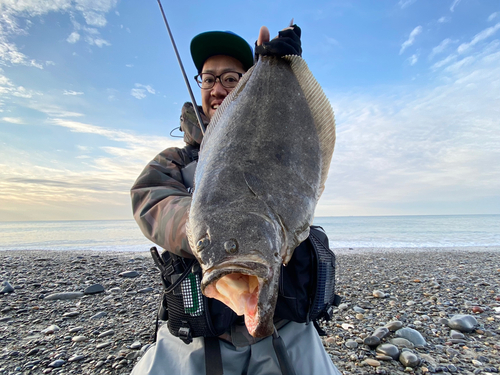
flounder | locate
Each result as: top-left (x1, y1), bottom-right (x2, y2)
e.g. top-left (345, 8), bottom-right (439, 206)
top-left (187, 54), bottom-right (336, 338)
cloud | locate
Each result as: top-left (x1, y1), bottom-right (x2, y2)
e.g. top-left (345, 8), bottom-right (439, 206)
top-left (63, 90), bottom-right (84, 96)
top-left (400, 26), bottom-right (422, 55)
top-left (431, 54), bottom-right (456, 70)
top-left (457, 23), bottom-right (500, 54)
top-left (398, 0), bottom-right (418, 9)
top-left (0, 0), bottom-right (118, 66)
top-left (125, 64), bottom-right (134, 68)
top-left (319, 42), bottom-right (500, 216)
top-left (27, 102), bottom-right (84, 117)
top-left (438, 16), bottom-right (450, 23)
top-left (409, 54), bottom-right (418, 65)
top-left (429, 38), bottom-right (454, 59)
top-left (0, 117), bottom-right (185, 221)
top-left (131, 84), bottom-right (156, 99)
top-left (67, 31), bottom-right (80, 43)
top-left (131, 89), bottom-right (146, 99)
top-left (450, 0), bottom-right (461, 12)
top-left (1, 117), bottom-right (24, 124)
top-left (489, 12), bottom-right (499, 22)
top-left (0, 73), bottom-right (42, 98)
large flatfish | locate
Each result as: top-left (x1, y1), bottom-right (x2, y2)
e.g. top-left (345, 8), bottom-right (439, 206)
top-left (187, 54), bottom-right (336, 338)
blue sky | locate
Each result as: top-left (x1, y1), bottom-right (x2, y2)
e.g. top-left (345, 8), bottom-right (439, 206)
top-left (0, 0), bottom-right (499, 221)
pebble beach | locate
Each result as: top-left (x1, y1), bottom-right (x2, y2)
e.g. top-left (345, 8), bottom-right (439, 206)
top-left (1, 248), bottom-right (499, 375)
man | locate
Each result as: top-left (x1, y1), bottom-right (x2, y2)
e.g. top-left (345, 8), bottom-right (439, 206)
top-left (130, 25), bottom-right (341, 375)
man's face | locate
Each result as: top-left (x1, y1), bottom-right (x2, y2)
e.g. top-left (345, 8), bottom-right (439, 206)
top-left (201, 55), bottom-right (245, 120)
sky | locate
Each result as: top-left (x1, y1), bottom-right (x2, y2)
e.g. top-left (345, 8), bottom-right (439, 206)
top-left (0, 0), bottom-right (499, 222)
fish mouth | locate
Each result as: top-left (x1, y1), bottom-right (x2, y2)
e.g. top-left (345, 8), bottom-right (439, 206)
top-left (201, 261), bottom-right (277, 337)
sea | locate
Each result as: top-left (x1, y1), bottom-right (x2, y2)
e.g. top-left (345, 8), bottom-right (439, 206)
top-left (0, 214), bottom-right (499, 253)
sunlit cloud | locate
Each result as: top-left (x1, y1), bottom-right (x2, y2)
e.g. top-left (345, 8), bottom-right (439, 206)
top-left (457, 23), bottom-right (500, 54)
top-left (438, 16), bottom-right (451, 23)
top-left (319, 43), bottom-right (500, 216)
top-left (489, 12), bottom-right (499, 22)
top-left (1, 117), bottom-right (24, 124)
top-left (0, 115), bottom-right (184, 220)
top-left (400, 26), bottom-right (422, 55)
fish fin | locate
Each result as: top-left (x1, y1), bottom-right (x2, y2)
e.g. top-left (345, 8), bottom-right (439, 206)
top-left (201, 65), bottom-right (256, 149)
top-left (282, 55), bottom-right (336, 198)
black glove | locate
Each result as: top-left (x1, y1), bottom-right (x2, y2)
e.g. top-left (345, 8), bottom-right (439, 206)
top-left (255, 25), bottom-right (302, 59)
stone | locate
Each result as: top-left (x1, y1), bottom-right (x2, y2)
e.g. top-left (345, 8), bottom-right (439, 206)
top-left (48, 359), bottom-right (65, 368)
top-left (72, 336), bottom-right (87, 342)
top-left (373, 290), bottom-right (386, 298)
top-left (449, 330), bottom-right (465, 340)
top-left (137, 287), bottom-right (154, 293)
top-left (338, 303), bottom-right (349, 310)
top-left (68, 354), bottom-right (86, 362)
top-left (63, 311), bottom-right (79, 317)
top-left (345, 339), bottom-right (358, 349)
top-left (389, 338), bottom-right (415, 349)
top-left (364, 336), bottom-right (381, 347)
top-left (68, 326), bottom-right (84, 333)
top-left (385, 321), bottom-right (403, 331)
top-left (395, 327), bottom-right (426, 347)
top-left (84, 284), bottom-right (105, 295)
top-left (96, 342), bottom-right (112, 349)
top-left (41, 325), bottom-right (60, 334)
top-left (364, 359), bottom-right (381, 367)
top-left (0, 281), bottom-right (14, 294)
top-left (130, 341), bottom-right (142, 350)
top-left (353, 306), bottom-right (366, 313)
top-left (341, 323), bottom-right (354, 330)
top-left (376, 343), bottom-right (400, 360)
top-left (98, 329), bottom-right (115, 338)
top-left (472, 306), bottom-right (484, 314)
top-left (399, 351), bottom-right (420, 368)
top-left (119, 271), bottom-right (140, 278)
top-left (448, 314), bottom-right (479, 333)
top-left (373, 327), bottom-right (390, 339)
top-left (44, 292), bottom-right (84, 300)
top-left (90, 312), bottom-right (107, 320)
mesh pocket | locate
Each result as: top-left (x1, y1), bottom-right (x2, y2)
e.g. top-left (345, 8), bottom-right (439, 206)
top-left (309, 232), bottom-right (336, 320)
top-left (164, 274), bottom-right (213, 338)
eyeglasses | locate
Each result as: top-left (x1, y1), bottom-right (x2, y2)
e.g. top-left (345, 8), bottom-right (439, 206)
top-left (195, 71), bottom-right (243, 90)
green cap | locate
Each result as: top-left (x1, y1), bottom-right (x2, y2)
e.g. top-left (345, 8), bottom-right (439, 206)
top-left (190, 31), bottom-right (254, 73)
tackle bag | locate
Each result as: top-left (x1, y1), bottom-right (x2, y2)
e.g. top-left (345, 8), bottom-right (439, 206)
top-left (150, 225), bottom-right (341, 343)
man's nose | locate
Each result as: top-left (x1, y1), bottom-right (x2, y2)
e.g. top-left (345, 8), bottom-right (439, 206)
top-left (211, 80), bottom-right (228, 97)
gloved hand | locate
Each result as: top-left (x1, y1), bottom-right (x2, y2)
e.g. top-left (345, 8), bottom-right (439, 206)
top-left (255, 25), bottom-right (302, 59)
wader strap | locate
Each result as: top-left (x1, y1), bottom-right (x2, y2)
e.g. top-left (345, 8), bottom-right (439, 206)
top-left (272, 326), bottom-right (297, 375)
top-left (204, 336), bottom-right (223, 375)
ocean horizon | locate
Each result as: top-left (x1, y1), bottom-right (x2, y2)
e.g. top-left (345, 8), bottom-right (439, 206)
top-left (1, 214), bottom-right (499, 252)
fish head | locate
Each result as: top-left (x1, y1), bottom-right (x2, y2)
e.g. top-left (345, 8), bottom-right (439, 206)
top-left (190, 211), bottom-right (285, 338)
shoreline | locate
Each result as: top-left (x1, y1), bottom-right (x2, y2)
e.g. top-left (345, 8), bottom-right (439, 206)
top-left (1, 249), bottom-right (499, 374)
top-left (2, 245), bottom-right (500, 255)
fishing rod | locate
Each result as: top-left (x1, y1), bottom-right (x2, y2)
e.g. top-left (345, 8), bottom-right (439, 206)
top-left (157, 0), bottom-right (206, 135)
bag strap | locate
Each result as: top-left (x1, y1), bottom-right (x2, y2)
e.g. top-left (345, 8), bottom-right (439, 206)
top-left (204, 336), bottom-right (223, 375)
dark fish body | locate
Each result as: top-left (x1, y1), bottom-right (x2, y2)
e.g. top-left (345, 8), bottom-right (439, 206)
top-left (188, 56), bottom-right (335, 337)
